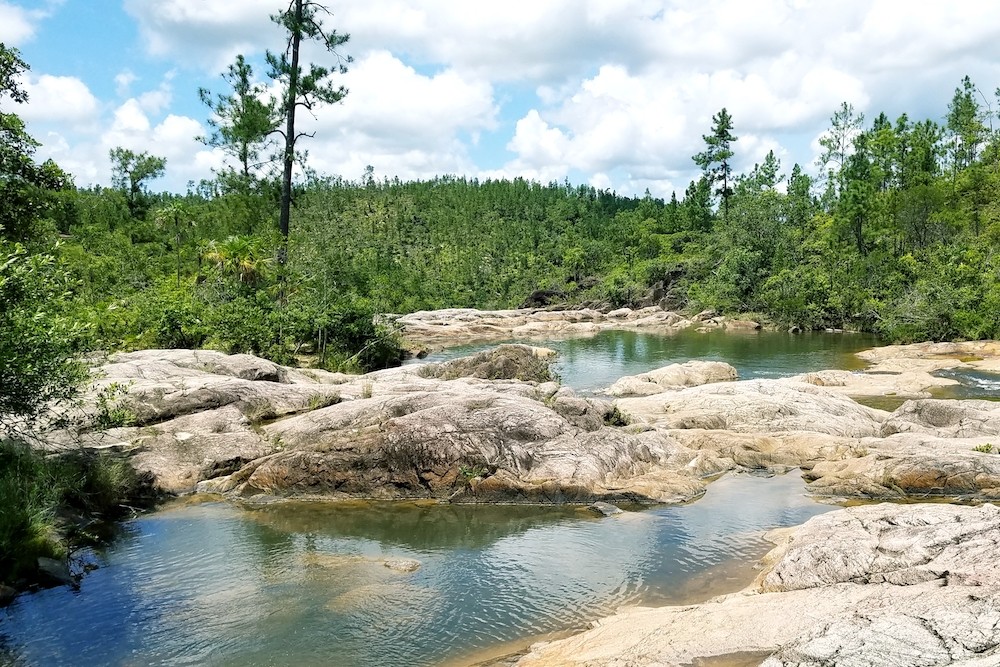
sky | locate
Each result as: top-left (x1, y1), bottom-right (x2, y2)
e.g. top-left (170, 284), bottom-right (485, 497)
top-left (4, 0), bottom-right (1000, 198)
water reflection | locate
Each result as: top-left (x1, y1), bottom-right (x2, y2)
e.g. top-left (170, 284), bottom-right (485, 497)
top-left (416, 329), bottom-right (877, 393)
top-left (0, 473), bottom-right (831, 667)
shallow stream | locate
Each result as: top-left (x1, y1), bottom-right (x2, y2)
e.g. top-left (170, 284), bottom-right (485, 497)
top-left (0, 474), bottom-right (829, 667)
top-left (6, 328), bottom-right (999, 666)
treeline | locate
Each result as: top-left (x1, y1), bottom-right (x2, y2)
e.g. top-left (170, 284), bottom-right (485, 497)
top-left (12, 41), bottom-right (1000, 382)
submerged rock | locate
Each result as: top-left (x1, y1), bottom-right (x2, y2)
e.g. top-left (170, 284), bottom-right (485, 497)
top-left (588, 501), bottom-right (623, 516)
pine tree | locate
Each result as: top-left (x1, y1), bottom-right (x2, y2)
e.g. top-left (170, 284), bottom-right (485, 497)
top-left (692, 108), bottom-right (738, 219)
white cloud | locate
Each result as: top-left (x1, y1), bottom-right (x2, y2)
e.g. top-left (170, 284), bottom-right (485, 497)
top-left (123, 0), bottom-right (283, 71)
top-left (21, 74), bottom-right (100, 126)
top-left (23, 0), bottom-right (1000, 197)
top-left (115, 70), bottom-right (138, 97)
top-left (0, 2), bottom-right (35, 44)
top-left (294, 50), bottom-right (498, 182)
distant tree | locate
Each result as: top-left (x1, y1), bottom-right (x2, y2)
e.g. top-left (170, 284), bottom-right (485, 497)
top-left (1, 44), bottom-right (68, 242)
top-left (267, 0), bottom-right (352, 277)
top-left (946, 75), bottom-right (987, 173)
top-left (198, 55), bottom-right (279, 182)
top-left (108, 147), bottom-right (166, 217)
top-left (816, 102), bottom-right (864, 200)
top-left (692, 108), bottom-right (738, 218)
top-left (153, 202), bottom-right (196, 287)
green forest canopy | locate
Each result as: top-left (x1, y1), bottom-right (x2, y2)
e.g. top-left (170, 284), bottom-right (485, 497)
top-left (6, 37), bottom-right (1000, 377)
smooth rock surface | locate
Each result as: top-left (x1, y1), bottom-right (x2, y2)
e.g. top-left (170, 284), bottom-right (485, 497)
top-left (395, 307), bottom-right (743, 343)
top-left (617, 379), bottom-right (888, 437)
top-left (605, 360), bottom-right (738, 397)
top-left (514, 503), bottom-right (1000, 666)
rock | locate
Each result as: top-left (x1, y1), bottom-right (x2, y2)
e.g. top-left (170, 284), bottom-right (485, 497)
top-left (723, 319), bottom-right (761, 330)
top-left (606, 360), bottom-right (738, 397)
top-left (881, 398), bottom-right (1000, 438)
top-left (515, 503), bottom-right (1000, 666)
top-left (417, 344), bottom-right (556, 382)
top-left (0, 584), bottom-right (16, 606)
top-left (789, 369), bottom-right (957, 399)
top-left (616, 379), bottom-right (887, 437)
top-left (694, 309), bottom-right (718, 321)
top-left (199, 384), bottom-right (704, 505)
top-left (802, 432), bottom-right (1000, 499)
top-left (520, 289), bottom-right (566, 308)
top-left (36, 557), bottom-right (74, 587)
top-left (393, 307), bottom-right (695, 343)
top-left (588, 501), bottom-right (623, 516)
top-left (383, 558), bottom-right (421, 573)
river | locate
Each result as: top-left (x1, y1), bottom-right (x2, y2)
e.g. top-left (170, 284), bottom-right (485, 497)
top-left (0, 329), bottom-right (909, 667)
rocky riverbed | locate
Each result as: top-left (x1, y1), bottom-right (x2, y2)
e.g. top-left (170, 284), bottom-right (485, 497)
top-left (45, 329), bottom-right (1000, 665)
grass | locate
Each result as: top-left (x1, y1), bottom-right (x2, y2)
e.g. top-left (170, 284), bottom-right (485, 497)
top-left (603, 405), bottom-right (631, 427)
top-left (0, 440), bottom-right (145, 586)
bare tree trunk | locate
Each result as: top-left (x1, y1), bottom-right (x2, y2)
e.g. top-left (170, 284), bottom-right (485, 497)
top-left (278, 0), bottom-right (303, 295)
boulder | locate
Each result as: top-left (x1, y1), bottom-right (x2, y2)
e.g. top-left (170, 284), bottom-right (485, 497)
top-left (789, 368), bottom-right (957, 399)
top-left (882, 399), bottom-right (1000, 438)
top-left (606, 360), bottom-right (738, 397)
top-left (198, 385), bottom-right (705, 505)
top-left (803, 432), bottom-right (1000, 499)
top-left (417, 344), bottom-right (556, 382)
top-left (616, 379), bottom-right (888, 437)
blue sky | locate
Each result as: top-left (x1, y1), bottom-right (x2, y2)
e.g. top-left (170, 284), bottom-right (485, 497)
top-left (4, 0), bottom-right (1000, 197)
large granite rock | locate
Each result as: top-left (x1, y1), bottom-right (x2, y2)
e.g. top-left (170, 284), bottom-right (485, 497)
top-left (394, 307), bottom-right (748, 343)
top-left (605, 360), bottom-right (738, 397)
top-left (882, 398), bottom-right (1000, 438)
top-left (514, 503), bottom-right (1000, 666)
top-left (198, 385), bottom-right (706, 504)
top-left (617, 379), bottom-right (888, 437)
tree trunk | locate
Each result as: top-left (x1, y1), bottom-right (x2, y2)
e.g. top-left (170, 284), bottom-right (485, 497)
top-left (278, 0), bottom-right (303, 281)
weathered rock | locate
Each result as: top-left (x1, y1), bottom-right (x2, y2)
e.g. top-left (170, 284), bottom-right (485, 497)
top-left (790, 368), bottom-right (957, 399)
top-left (724, 319), bottom-right (761, 330)
top-left (803, 432), bottom-right (1000, 499)
top-left (617, 379), bottom-right (888, 437)
top-left (588, 501), bottom-right (623, 516)
top-left (129, 405), bottom-right (275, 493)
top-left (383, 558), bottom-right (421, 573)
top-left (417, 344), bottom-right (556, 382)
top-left (882, 398), bottom-right (1000, 438)
top-left (199, 384), bottom-right (706, 504)
top-left (394, 307), bottom-right (701, 343)
top-left (515, 503), bottom-right (1000, 666)
top-left (0, 584), bottom-right (16, 606)
top-left (606, 360), bottom-right (738, 397)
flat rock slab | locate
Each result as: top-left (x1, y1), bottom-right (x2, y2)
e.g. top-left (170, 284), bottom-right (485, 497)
top-left (515, 503), bottom-right (1000, 666)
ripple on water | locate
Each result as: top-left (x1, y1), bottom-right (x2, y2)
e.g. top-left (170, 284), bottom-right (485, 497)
top-left (0, 473), bottom-right (833, 667)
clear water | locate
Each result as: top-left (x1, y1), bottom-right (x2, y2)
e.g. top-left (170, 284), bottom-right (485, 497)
top-left (414, 328), bottom-right (877, 393)
top-left (1, 330), bottom-right (877, 666)
top-left (0, 473), bottom-right (831, 667)
top-left (933, 368), bottom-right (1000, 400)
